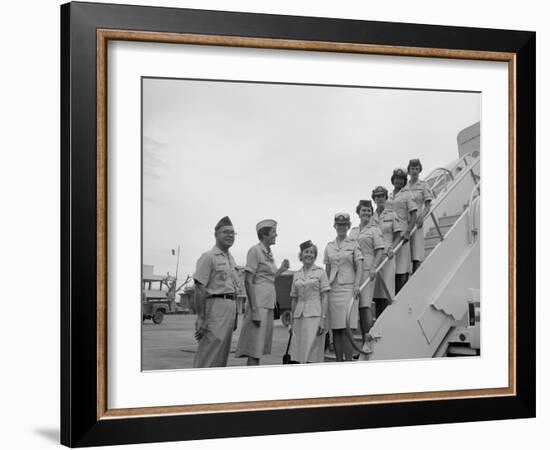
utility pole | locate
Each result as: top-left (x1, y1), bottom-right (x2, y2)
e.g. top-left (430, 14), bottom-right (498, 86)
top-left (175, 245), bottom-right (181, 283)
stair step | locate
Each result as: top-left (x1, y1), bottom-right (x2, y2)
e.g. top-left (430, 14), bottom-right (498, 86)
top-left (432, 214), bottom-right (461, 227)
top-left (425, 224), bottom-right (453, 239)
top-left (424, 236), bottom-right (441, 251)
top-left (423, 213), bottom-right (462, 257)
top-left (424, 214), bottom-right (461, 242)
top-left (446, 345), bottom-right (479, 356)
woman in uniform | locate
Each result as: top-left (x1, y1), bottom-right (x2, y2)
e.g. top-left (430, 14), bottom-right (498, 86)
top-left (403, 158), bottom-right (434, 273)
top-left (371, 186), bottom-right (404, 318)
top-left (323, 213), bottom-right (363, 362)
top-left (235, 219), bottom-right (290, 366)
top-left (350, 200), bottom-right (385, 341)
top-left (389, 168), bottom-right (418, 293)
top-left (289, 240), bottom-right (330, 364)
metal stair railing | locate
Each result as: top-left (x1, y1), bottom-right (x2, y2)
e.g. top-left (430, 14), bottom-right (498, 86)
top-left (345, 156), bottom-right (480, 355)
top-left (425, 167), bottom-right (454, 194)
top-left (467, 182), bottom-right (481, 244)
top-left (427, 152), bottom-right (476, 196)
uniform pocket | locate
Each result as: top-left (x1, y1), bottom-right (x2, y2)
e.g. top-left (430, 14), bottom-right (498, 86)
top-left (215, 269), bottom-right (228, 282)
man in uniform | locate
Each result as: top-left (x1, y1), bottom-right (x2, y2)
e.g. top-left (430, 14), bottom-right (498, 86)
top-left (193, 216), bottom-right (241, 368)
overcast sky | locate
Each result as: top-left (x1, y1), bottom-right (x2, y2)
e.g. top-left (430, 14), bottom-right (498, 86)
top-left (142, 78), bottom-right (480, 283)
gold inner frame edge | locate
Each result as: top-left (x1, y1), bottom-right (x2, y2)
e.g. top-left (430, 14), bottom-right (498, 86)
top-left (96, 29), bottom-right (517, 420)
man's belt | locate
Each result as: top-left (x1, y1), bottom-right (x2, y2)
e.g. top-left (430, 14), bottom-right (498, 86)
top-left (209, 293), bottom-right (237, 300)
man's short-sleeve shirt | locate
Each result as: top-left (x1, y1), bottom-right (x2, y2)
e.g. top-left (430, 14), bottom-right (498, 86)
top-left (193, 246), bottom-right (240, 296)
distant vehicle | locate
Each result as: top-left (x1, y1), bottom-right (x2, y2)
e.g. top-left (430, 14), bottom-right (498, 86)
top-left (275, 272), bottom-right (294, 327)
top-left (142, 275), bottom-right (176, 325)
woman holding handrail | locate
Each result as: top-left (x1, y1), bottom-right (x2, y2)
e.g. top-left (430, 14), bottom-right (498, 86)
top-left (350, 200), bottom-right (385, 341)
top-left (389, 168), bottom-right (418, 293)
top-left (289, 240), bottom-right (330, 364)
top-left (403, 158), bottom-right (434, 273)
top-left (323, 213), bottom-right (363, 361)
top-left (371, 186), bottom-right (404, 318)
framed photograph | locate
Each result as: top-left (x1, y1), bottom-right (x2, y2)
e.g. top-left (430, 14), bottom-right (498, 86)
top-left (61, 1), bottom-right (535, 447)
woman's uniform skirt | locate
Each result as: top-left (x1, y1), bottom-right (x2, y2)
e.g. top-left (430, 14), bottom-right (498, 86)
top-left (328, 282), bottom-right (358, 330)
top-left (359, 253), bottom-right (376, 308)
top-left (235, 306), bottom-right (274, 359)
top-left (410, 225), bottom-right (426, 262)
top-left (290, 316), bottom-right (326, 363)
top-left (395, 241), bottom-right (412, 274)
top-left (193, 298), bottom-right (236, 368)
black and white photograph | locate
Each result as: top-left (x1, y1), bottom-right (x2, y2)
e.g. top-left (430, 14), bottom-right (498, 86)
top-left (141, 77), bottom-right (481, 370)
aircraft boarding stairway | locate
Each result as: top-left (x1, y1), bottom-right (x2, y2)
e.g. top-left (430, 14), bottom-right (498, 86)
top-left (346, 153), bottom-right (481, 361)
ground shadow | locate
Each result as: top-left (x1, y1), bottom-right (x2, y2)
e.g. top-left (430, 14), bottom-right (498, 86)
top-left (34, 428), bottom-right (59, 444)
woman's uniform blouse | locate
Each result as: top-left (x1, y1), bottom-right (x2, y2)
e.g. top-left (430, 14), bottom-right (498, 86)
top-left (402, 179), bottom-right (434, 216)
top-left (290, 265), bottom-right (330, 318)
top-left (388, 189), bottom-right (418, 229)
top-left (323, 237), bottom-right (363, 285)
top-left (372, 207), bottom-right (404, 247)
top-left (351, 223), bottom-right (385, 269)
top-left (244, 242), bottom-right (278, 309)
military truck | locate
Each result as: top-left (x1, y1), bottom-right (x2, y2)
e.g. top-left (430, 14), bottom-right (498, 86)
top-left (142, 274), bottom-right (177, 325)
